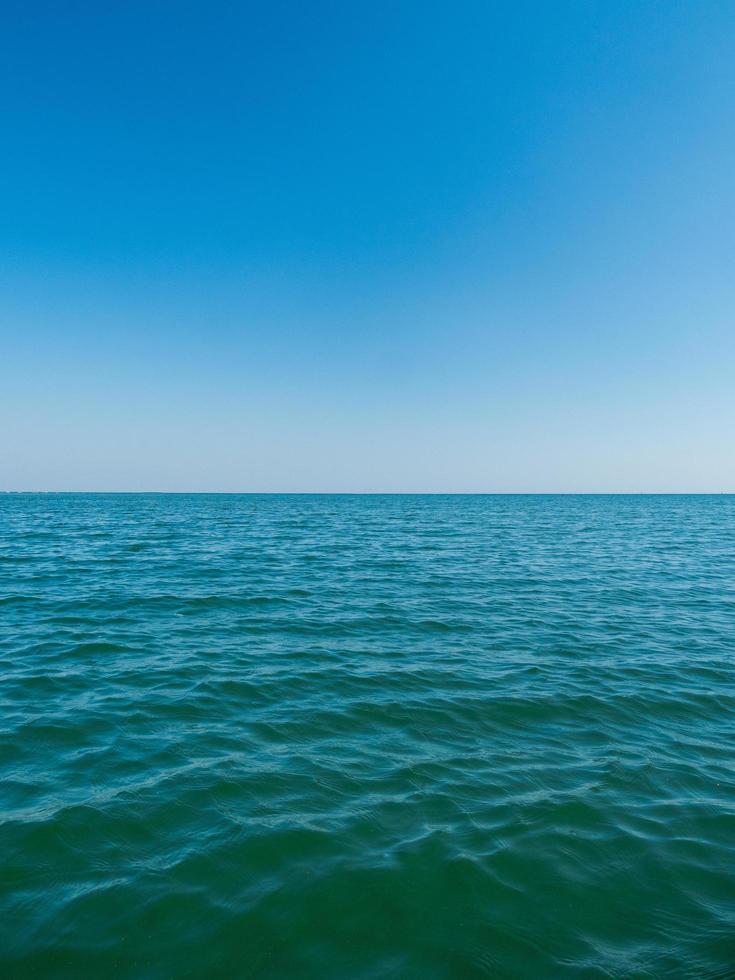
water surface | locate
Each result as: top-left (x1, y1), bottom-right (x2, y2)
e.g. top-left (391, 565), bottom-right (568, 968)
top-left (1, 494), bottom-right (734, 977)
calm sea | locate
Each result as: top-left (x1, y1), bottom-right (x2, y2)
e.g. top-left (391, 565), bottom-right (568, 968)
top-left (1, 494), bottom-right (734, 978)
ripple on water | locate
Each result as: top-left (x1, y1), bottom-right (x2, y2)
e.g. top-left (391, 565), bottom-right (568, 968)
top-left (1, 493), bottom-right (734, 978)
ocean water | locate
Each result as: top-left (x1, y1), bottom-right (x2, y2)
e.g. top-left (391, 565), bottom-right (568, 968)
top-left (1, 494), bottom-right (734, 979)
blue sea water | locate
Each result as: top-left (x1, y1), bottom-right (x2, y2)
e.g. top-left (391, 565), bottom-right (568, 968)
top-left (1, 493), bottom-right (734, 978)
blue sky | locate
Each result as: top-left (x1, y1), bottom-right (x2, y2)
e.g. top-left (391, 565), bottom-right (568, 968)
top-left (2, 1), bottom-right (734, 491)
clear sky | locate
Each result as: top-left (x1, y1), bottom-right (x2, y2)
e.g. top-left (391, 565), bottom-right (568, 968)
top-left (2, 1), bottom-right (734, 491)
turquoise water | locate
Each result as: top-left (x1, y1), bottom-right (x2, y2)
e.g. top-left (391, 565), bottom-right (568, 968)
top-left (1, 494), bottom-right (734, 978)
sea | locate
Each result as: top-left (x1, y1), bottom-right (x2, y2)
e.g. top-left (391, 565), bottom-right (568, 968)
top-left (1, 493), bottom-right (733, 978)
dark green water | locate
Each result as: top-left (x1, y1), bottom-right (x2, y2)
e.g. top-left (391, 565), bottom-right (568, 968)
top-left (1, 494), bottom-right (734, 978)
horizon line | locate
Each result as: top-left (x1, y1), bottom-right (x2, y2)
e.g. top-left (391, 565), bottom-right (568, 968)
top-left (2, 490), bottom-right (733, 496)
